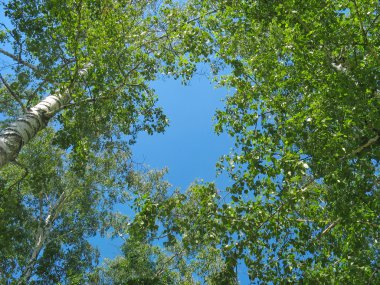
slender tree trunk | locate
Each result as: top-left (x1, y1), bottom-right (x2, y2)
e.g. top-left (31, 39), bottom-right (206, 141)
top-left (18, 191), bottom-right (67, 284)
top-left (0, 92), bottom-right (68, 168)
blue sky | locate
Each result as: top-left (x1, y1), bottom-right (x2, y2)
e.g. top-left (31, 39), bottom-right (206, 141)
top-left (133, 75), bottom-right (253, 283)
top-left (133, 74), bottom-right (233, 190)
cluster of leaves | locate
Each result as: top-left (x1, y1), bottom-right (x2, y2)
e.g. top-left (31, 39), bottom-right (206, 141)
top-left (93, 170), bottom-right (239, 285)
top-left (0, 127), bottom-right (134, 283)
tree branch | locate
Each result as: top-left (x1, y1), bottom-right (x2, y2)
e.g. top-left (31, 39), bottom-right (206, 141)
top-left (352, 134), bottom-right (379, 156)
top-left (320, 218), bottom-right (341, 237)
top-left (18, 190), bottom-right (67, 284)
top-left (0, 48), bottom-right (38, 72)
top-left (0, 73), bottom-right (27, 112)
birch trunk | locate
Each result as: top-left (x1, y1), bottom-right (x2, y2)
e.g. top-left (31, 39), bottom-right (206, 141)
top-left (0, 64), bottom-right (91, 169)
top-left (0, 92), bottom-right (68, 168)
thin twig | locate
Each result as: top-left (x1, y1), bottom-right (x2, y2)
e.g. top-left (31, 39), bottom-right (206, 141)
top-left (351, 0), bottom-right (380, 66)
top-left (257, 204), bottom-right (284, 231)
top-left (0, 73), bottom-right (27, 112)
top-left (6, 160), bottom-right (29, 191)
top-left (154, 248), bottom-right (186, 278)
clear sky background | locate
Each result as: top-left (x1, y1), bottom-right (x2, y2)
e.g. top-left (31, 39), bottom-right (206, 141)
top-left (133, 74), bottom-right (233, 190)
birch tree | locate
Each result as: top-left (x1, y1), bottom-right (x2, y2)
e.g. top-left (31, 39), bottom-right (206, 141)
top-left (0, 0), bottom-right (180, 169)
top-left (92, 172), bottom-right (235, 285)
top-left (0, 0), bottom-right (190, 283)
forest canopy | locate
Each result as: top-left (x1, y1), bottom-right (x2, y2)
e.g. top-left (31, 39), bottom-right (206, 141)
top-left (0, 0), bottom-right (379, 284)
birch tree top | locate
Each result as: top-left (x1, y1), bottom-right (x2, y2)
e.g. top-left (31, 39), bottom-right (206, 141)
top-left (0, 0), bottom-right (183, 167)
top-left (0, 0), bottom-right (187, 283)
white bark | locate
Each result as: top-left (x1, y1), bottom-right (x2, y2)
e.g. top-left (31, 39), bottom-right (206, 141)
top-left (0, 63), bottom-right (92, 169)
top-left (0, 92), bottom-right (68, 168)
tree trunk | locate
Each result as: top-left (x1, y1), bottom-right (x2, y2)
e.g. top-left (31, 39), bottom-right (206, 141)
top-left (0, 92), bottom-right (68, 168)
top-left (0, 64), bottom-right (91, 169)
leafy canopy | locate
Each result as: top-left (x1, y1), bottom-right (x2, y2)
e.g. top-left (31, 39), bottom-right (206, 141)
top-left (0, 0), bottom-right (379, 284)
top-left (121, 0), bottom-right (380, 283)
